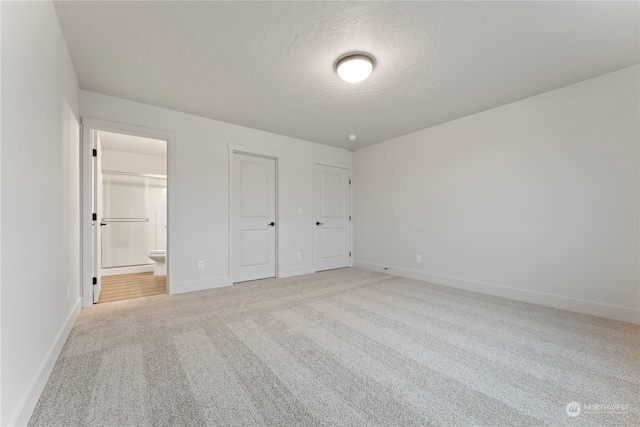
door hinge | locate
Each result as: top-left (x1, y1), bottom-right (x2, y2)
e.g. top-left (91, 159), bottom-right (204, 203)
top-left (349, 215), bottom-right (351, 221)
top-left (92, 213), bottom-right (97, 221)
top-left (92, 149), bottom-right (97, 157)
top-left (92, 277), bottom-right (97, 285)
top-left (349, 179), bottom-right (351, 185)
top-left (349, 252), bottom-right (351, 257)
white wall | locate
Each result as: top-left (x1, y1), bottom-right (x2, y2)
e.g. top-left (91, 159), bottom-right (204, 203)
top-left (1, 1), bottom-right (81, 425)
top-left (101, 149), bottom-right (167, 176)
top-left (354, 65), bottom-right (640, 324)
top-left (81, 91), bottom-right (352, 294)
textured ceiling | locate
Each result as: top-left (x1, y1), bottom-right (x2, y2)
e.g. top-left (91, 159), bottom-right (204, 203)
top-left (55, 1), bottom-right (639, 150)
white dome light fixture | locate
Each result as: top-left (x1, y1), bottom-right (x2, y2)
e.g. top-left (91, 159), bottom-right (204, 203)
top-left (335, 53), bottom-right (375, 83)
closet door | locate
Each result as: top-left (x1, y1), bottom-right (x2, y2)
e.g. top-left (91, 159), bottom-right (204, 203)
top-left (313, 164), bottom-right (351, 272)
top-left (233, 153), bottom-right (276, 282)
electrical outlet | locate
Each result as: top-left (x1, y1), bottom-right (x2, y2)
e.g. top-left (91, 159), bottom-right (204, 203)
top-left (67, 284), bottom-right (70, 300)
top-left (416, 255), bottom-right (422, 263)
top-left (296, 251), bottom-right (301, 260)
top-left (198, 261), bottom-right (205, 270)
top-left (297, 207), bottom-right (303, 215)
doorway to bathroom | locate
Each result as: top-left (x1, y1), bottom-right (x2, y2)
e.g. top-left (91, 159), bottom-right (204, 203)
top-left (96, 130), bottom-right (167, 303)
top-left (81, 118), bottom-right (172, 307)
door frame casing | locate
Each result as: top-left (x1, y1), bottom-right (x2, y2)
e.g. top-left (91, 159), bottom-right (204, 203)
top-left (312, 159), bottom-right (353, 272)
top-left (228, 144), bottom-right (280, 282)
top-left (81, 117), bottom-right (175, 307)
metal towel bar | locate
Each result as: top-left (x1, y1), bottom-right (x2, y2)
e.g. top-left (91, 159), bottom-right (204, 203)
top-left (102, 218), bottom-right (148, 222)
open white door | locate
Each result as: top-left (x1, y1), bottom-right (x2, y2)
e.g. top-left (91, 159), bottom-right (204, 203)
top-left (313, 163), bottom-right (352, 272)
top-left (92, 131), bottom-right (103, 303)
top-left (233, 153), bottom-right (277, 282)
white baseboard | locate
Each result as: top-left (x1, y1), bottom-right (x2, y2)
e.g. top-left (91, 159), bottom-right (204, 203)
top-left (11, 298), bottom-right (81, 427)
top-left (354, 261), bottom-right (640, 325)
top-left (279, 265), bottom-right (316, 278)
top-left (169, 276), bottom-right (232, 294)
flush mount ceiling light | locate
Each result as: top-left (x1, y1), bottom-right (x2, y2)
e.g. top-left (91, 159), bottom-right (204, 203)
top-left (335, 53), bottom-right (375, 83)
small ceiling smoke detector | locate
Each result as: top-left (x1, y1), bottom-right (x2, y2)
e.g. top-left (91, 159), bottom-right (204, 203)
top-left (348, 135), bottom-right (357, 141)
top-left (335, 53), bottom-right (375, 83)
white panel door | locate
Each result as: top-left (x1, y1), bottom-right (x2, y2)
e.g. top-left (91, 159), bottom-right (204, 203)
top-left (93, 131), bottom-right (103, 303)
top-left (313, 164), bottom-right (351, 272)
top-left (233, 154), bottom-right (276, 282)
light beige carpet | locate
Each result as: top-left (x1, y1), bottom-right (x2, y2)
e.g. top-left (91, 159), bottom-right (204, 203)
top-left (30, 268), bottom-right (639, 426)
